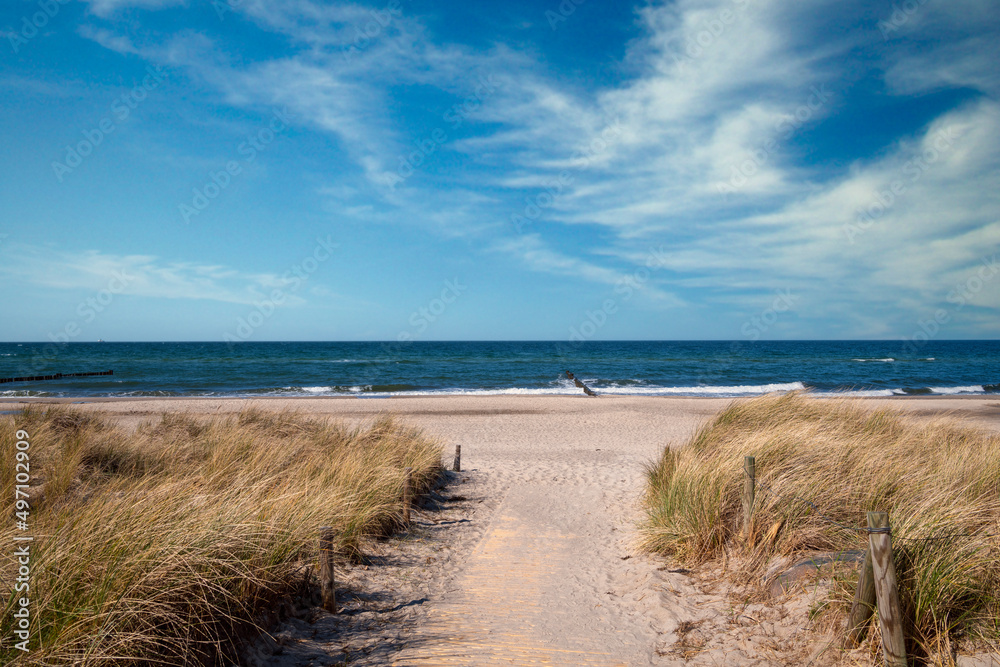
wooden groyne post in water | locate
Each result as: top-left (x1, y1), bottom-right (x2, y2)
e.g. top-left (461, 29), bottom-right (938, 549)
top-left (565, 371), bottom-right (597, 397)
top-left (0, 369), bottom-right (114, 384)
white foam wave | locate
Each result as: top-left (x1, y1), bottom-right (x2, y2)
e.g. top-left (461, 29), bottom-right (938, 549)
top-left (258, 385), bottom-right (373, 396)
top-left (347, 383), bottom-right (989, 399)
top-left (852, 358), bottom-right (895, 362)
top-left (928, 385), bottom-right (985, 395)
top-left (159, 381), bottom-right (992, 400)
top-left (815, 389), bottom-right (901, 397)
top-left (354, 381), bottom-right (807, 398)
top-left (592, 382), bottom-right (807, 396)
top-left (817, 386), bottom-right (988, 397)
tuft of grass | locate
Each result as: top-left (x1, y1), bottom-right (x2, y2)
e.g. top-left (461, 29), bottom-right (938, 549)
top-left (1, 407), bottom-right (442, 665)
top-left (642, 392), bottom-right (1000, 661)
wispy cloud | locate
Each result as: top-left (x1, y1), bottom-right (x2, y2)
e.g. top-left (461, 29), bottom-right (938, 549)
top-left (77, 25), bottom-right (141, 55)
top-left (74, 0), bottom-right (1000, 336)
top-left (80, 1), bottom-right (518, 188)
top-left (460, 0), bottom-right (1000, 332)
top-left (493, 234), bottom-right (684, 306)
top-left (83, 0), bottom-right (186, 18)
top-left (1, 245), bottom-right (307, 306)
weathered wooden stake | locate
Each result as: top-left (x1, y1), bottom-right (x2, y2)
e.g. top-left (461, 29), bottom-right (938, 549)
top-left (453, 444), bottom-right (461, 472)
top-left (742, 456), bottom-right (756, 536)
top-left (844, 547), bottom-right (876, 647)
top-left (319, 526), bottom-right (336, 614)
top-left (867, 511), bottom-right (906, 666)
top-left (402, 467), bottom-right (413, 525)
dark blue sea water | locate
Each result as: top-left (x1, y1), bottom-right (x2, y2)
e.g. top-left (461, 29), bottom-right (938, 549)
top-left (0, 341), bottom-right (997, 398)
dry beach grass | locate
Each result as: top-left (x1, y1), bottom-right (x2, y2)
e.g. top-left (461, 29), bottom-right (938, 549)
top-left (0, 407), bottom-right (442, 665)
top-left (642, 392), bottom-right (1000, 662)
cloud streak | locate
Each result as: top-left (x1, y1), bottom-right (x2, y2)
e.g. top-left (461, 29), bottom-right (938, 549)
top-left (1, 245), bottom-right (308, 306)
top-left (73, 0), bottom-right (1000, 338)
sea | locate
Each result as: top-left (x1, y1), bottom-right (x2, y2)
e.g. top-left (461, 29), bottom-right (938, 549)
top-left (0, 340), bottom-right (997, 399)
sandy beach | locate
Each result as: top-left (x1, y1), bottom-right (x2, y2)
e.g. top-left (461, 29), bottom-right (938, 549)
top-left (7, 394), bottom-right (1000, 665)
top-left (6, 393), bottom-right (1000, 434)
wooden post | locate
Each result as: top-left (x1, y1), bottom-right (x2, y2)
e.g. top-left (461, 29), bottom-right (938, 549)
top-left (453, 444), bottom-right (461, 472)
top-left (403, 467), bottom-right (412, 525)
top-left (565, 371), bottom-right (598, 396)
top-left (319, 526), bottom-right (336, 614)
top-left (867, 512), bottom-right (906, 666)
top-left (844, 547), bottom-right (876, 647)
top-left (742, 456), bottom-right (756, 536)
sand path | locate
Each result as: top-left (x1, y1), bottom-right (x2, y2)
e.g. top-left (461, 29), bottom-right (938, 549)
top-left (391, 451), bottom-right (668, 665)
top-left (229, 396), bottom-right (834, 667)
top-left (295, 395), bottom-right (726, 666)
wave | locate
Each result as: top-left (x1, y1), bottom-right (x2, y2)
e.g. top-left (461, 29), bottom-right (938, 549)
top-left (590, 381), bottom-right (807, 396)
top-left (852, 358), bottom-right (895, 362)
top-left (817, 385), bottom-right (992, 397)
top-left (927, 385), bottom-right (985, 395)
top-left (342, 381), bottom-right (810, 398)
top-left (2, 380), bottom-right (994, 399)
top-left (193, 380), bottom-right (811, 398)
top-left (898, 387), bottom-right (933, 395)
top-left (252, 382), bottom-right (998, 398)
top-left (300, 384), bottom-right (418, 394)
top-left (243, 384), bottom-right (425, 396)
top-left (337, 381), bottom-right (995, 399)
top-left (814, 388), bottom-right (903, 397)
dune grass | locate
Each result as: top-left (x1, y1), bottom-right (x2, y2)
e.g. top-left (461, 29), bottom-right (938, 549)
top-left (1, 407), bottom-right (443, 665)
top-left (642, 392), bottom-right (1000, 662)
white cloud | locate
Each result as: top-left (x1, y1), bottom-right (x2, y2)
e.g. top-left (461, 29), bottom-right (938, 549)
top-left (76, 0), bottom-right (1000, 335)
top-left (82, 1), bottom-right (519, 189)
top-left (77, 25), bottom-right (140, 55)
top-left (454, 0), bottom-right (1000, 333)
top-left (492, 234), bottom-right (684, 306)
top-left (0, 245), bottom-right (307, 306)
top-left (84, 0), bottom-right (186, 18)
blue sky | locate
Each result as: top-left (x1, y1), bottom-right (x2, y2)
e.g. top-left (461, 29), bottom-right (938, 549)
top-left (1, 0), bottom-right (998, 343)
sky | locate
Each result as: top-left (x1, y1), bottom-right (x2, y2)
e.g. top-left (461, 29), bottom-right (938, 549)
top-left (1, 0), bottom-right (998, 343)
